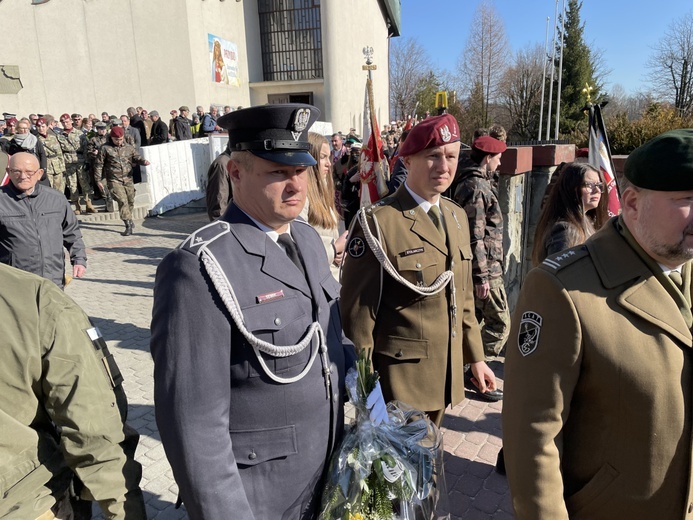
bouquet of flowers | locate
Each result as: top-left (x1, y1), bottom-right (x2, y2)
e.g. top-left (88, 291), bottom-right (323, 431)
top-left (319, 350), bottom-right (448, 520)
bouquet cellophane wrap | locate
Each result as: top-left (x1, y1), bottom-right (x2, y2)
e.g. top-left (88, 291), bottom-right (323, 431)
top-left (319, 366), bottom-right (450, 520)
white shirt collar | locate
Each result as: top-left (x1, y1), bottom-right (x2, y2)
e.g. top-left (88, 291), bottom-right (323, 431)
top-left (404, 181), bottom-right (440, 214)
top-left (241, 209), bottom-right (290, 243)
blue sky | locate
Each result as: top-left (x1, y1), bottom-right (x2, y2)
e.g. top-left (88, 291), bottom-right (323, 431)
top-left (399, 0), bottom-right (693, 95)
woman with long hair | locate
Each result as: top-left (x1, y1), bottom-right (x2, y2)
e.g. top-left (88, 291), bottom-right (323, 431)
top-left (532, 162), bottom-right (609, 266)
top-left (301, 132), bottom-right (348, 279)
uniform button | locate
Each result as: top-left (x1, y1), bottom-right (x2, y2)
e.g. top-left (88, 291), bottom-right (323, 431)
top-left (248, 450), bottom-right (257, 460)
top-left (409, 210), bottom-right (415, 215)
top-left (274, 317), bottom-right (281, 326)
top-left (689, 503), bottom-right (693, 514)
top-left (395, 350), bottom-right (403, 358)
top-left (452, 330), bottom-right (457, 338)
top-left (333, 392), bottom-right (338, 402)
top-left (416, 263), bottom-right (421, 269)
top-left (450, 261), bottom-right (455, 267)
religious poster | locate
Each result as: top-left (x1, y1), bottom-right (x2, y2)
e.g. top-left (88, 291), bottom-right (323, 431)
top-left (208, 34), bottom-right (239, 87)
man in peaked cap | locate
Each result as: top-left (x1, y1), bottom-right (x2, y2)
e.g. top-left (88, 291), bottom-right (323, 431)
top-left (503, 128), bottom-right (693, 519)
top-left (340, 113), bottom-right (499, 428)
top-left (150, 104), bottom-right (354, 519)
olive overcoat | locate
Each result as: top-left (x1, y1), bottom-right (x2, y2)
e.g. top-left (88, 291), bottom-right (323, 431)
top-left (503, 218), bottom-right (693, 520)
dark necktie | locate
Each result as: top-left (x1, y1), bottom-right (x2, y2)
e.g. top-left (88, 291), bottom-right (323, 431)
top-left (428, 205), bottom-right (446, 240)
top-left (277, 233), bottom-right (306, 277)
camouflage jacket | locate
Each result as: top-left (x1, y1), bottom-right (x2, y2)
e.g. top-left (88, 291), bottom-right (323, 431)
top-left (86, 135), bottom-right (109, 164)
top-left (58, 128), bottom-right (86, 164)
top-left (453, 165), bottom-right (504, 284)
top-left (94, 143), bottom-right (146, 184)
top-left (38, 132), bottom-right (65, 175)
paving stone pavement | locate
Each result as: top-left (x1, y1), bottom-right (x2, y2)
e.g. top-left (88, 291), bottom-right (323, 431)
top-left (66, 210), bottom-right (512, 519)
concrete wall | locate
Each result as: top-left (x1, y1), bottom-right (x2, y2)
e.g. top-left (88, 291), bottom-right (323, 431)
top-left (0, 0), bottom-right (249, 116)
top-left (321, 0), bottom-right (391, 134)
top-left (0, 0), bottom-right (390, 128)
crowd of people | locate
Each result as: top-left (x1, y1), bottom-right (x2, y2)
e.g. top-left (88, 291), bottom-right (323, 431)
top-left (2, 99), bottom-right (693, 520)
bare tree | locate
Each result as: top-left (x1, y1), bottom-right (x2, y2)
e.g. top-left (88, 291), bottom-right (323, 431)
top-left (498, 44), bottom-right (545, 140)
top-left (389, 37), bottom-right (430, 120)
top-left (647, 11), bottom-right (693, 116)
top-left (456, 0), bottom-right (510, 127)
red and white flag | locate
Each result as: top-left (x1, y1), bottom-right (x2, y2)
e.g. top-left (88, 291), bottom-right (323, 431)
top-left (359, 78), bottom-right (389, 206)
top-left (588, 103), bottom-right (620, 216)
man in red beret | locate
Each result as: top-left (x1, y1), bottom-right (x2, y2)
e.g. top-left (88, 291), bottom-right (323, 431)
top-left (452, 135), bottom-right (510, 373)
top-left (340, 113), bottom-right (500, 427)
top-left (94, 126), bottom-right (150, 236)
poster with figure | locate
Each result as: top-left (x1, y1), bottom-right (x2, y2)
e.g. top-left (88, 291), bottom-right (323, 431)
top-left (208, 34), bottom-right (239, 87)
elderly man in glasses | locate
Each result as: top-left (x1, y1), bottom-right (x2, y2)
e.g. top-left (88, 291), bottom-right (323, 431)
top-left (0, 152), bottom-right (87, 288)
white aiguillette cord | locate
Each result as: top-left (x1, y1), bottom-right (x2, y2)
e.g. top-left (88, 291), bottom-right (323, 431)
top-left (200, 248), bottom-right (332, 398)
top-left (356, 207), bottom-right (459, 328)
top-left (357, 207), bottom-right (456, 296)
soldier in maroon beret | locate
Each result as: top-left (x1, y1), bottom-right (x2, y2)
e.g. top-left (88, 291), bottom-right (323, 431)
top-left (341, 114), bottom-right (501, 428)
top-left (452, 131), bottom-right (510, 378)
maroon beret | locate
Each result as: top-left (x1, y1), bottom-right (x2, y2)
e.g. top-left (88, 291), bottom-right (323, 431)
top-left (110, 126), bottom-right (124, 138)
top-left (36, 117), bottom-right (46, 126)
top-left (397, 114), bottom-right (460, 157)
top-left (6, 117), bottom-right (17, 125)
top-left (60, 113), bottom-right (71, 121)
top-left (472, 135), bottom-right (507, 155)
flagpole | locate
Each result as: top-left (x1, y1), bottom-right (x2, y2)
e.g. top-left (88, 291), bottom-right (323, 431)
top-left (538, 16), bottom-right (549, 141)
top-left (554, 0), bottom-right (566, 140)
top-left (545, 0), bottom-right (558, 141)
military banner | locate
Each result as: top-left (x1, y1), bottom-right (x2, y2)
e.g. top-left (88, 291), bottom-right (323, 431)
top-left (359, 78), bottom-right (389, 206)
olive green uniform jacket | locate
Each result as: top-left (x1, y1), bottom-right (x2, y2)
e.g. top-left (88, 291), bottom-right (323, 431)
top-left (503, 218), bottom-right (693, 520)
top-left (340, 187), bottom-right (485, 412)
top-left (0, 264), bottom-right (146, 519)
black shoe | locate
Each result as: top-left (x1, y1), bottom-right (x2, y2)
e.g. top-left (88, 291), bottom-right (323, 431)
top-left (495, 447), bottom-right (506, 475)
top-left (476, 388), bottom-right (504, 402)
top-left (122, 222), bottom-right (132, 236)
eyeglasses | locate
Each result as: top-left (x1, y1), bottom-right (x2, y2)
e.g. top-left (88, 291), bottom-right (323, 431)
top-left (9, 168), bottom-right (41, 177)
top-left (582, 182), bottom-right (605, 193)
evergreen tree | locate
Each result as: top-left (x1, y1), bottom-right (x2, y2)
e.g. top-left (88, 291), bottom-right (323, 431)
top-left (554, 0), bottom-right (600, 136)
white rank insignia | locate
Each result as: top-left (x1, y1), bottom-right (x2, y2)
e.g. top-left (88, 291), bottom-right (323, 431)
top-left (440, 125), bottom-right (452, 142)
top-left (518, 311), bottom-right (542, 357)
top-left (347, 237), bottom-right (366, 258)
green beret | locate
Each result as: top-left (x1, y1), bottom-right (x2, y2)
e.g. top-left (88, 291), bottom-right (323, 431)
top-left (624, 129), bottom-right (693, 190)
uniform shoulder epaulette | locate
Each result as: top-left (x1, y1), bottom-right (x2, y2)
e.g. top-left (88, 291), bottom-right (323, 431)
top-left (441, 195), bottom-right (462, 209)
top-left (539, 245), bottom-right (590, 272)
top-left (180, 220), bottom-right (231, 255)
top-left (364, 195), bottom-right (396, 214)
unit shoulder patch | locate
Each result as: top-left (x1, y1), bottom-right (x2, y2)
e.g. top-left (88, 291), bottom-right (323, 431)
top-left (347, 236), bottom-right (367, 258)
top-left (540, 245), bottom-right (589, 272)
top-left (517, 311), bottom-right (542, 357)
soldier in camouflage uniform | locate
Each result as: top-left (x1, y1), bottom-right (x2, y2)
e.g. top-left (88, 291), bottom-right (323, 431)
top-left (86, 122), bottom-right (110, 198)
top-left (453, 135), bottom-right (510, 358)
top-left (94, 126), bottom-right (150, 236)
top-left (36, 117), bottom-right (66, 193)
top-left (58, 114), bottom-right (96, 214)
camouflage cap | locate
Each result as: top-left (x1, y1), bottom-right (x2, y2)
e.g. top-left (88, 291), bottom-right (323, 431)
top-left (624, 129), bottom-right (693, 191)
top-left (95, 122), bottom-right (108, 129)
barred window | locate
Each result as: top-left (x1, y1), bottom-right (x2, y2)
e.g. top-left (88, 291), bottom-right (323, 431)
top-left (258, 0), bottom-right (323, 82)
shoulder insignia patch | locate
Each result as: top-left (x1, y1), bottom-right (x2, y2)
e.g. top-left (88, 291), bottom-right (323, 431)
top-left (518, 311), bottom-right (542, 357)
top-left (347, 236), bottom-right (366, 258)
top-left (181, 220), bottom-right (230, 255)
top-left (540, 245), bottom-right (589, 272)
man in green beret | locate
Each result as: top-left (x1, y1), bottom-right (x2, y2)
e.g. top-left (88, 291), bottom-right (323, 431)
top-left (503, 129), bottom-right (693, 519)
